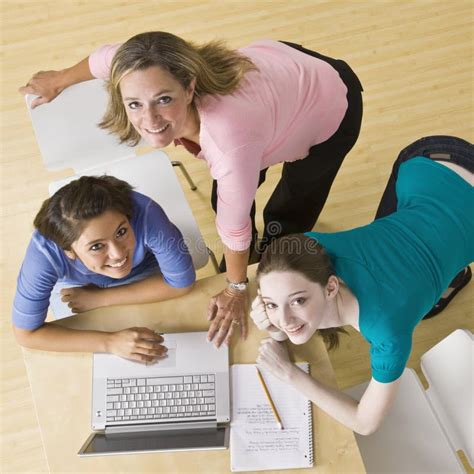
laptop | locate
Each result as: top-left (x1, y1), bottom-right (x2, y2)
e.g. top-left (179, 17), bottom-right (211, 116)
top-left (78, 331), bottom-right (230, 456)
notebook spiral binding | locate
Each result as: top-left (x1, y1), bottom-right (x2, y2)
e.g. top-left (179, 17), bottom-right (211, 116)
top-left (305, 365), bottom-right (315, 466)
top-left (307, 398), bottom-right (314, 464)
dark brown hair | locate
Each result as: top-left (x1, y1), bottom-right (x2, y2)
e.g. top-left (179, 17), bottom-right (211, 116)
top-left (256, 234), bottom-right (347, 350)
top-left (34, 175), bottom-right (133, 250)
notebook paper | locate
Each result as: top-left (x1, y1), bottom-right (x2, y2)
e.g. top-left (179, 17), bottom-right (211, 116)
top-left (230, 363), bottom-right (313, 472)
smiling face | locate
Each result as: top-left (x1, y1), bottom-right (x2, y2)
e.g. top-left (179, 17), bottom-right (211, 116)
top-left (119, 66), bottom-right (197, 148)
top-left (65, 210), bottom-right (136, 279)
top-left (259, 270), bottom-right (336, 344)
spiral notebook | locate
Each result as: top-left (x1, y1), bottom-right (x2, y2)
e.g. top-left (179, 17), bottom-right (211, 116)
top-left (230, 363), bottom-right (313, 472)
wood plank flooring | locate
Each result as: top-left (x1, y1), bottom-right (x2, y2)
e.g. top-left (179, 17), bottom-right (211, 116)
top-left (1, 1), bottom-right (472, 471)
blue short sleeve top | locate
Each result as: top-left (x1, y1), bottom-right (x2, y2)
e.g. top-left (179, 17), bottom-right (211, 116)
top-left (13, 191), bottom-right (196, 330)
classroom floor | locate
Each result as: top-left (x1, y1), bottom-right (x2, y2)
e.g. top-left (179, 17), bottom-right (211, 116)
top-left (1, 1), bottom-right (473, 472)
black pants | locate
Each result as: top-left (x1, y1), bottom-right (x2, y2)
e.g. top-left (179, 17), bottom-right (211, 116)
top-left (211, 42), bottom-right (364, 258)
top-left (375, 135), bottom-right (474, 219)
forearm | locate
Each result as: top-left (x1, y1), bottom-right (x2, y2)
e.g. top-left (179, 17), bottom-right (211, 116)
top-left (20, 56), bottom-right (96, 108)
top-left (288, 366), bottom-right (371, 434)
top-left (223, 244), bottom-right (249, 282)
top-left (14, 323), bottom-right (110, 353)
top-left (14, 321), bottom-right (168, 363)
top-left (100, 275), bottom-right (193, 307)
top-left (207, 245), bottom-right (250, 346)
top-left (259, 339), bottom-right (398, 434)
top-left (58, 57), bottom-right (95, 87)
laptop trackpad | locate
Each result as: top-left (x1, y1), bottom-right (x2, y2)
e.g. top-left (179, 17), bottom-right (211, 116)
top-left (94, 336), bottom-right (177, 378)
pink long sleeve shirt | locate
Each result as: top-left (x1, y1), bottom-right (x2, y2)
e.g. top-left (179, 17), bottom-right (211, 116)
top-left (89, 40), bottom-right (348, 251)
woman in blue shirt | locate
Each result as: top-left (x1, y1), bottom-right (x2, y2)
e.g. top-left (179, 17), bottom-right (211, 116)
top-left (250, 136), bottom-right (473, 434)
top-left (13, 175), bottom-right (195, 362)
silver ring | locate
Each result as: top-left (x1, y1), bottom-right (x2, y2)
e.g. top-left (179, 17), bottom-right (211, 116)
top-left (231, 320), bottom-right (240, 326)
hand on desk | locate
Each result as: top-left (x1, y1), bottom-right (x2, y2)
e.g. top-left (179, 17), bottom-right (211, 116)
top-left (207, 288), bottom-right (248, 348)
top-left (250, 292), bottom-right (288, 342)
top-left (61, 285), bottom-right (105, 313)
top-left (107, 328), bottom-right (167, 363)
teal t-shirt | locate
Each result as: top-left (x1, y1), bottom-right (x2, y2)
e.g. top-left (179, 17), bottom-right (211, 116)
top-left (306, 157), bottom-right (474, 383)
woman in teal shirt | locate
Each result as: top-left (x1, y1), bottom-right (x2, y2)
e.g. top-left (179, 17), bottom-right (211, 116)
top-left (250, 136), bottom-right (473, 434)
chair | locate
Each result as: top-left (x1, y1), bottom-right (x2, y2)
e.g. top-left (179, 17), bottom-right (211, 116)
top-left (345, 329), bottom-right (473, 473)
top-left (25, 79), bottom-right (219, 274)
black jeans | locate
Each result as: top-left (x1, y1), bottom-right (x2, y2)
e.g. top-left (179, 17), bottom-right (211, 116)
top-left (375, 135), bottom-right (474, 219)
top-left (211, 42), bottom-right (364, 258)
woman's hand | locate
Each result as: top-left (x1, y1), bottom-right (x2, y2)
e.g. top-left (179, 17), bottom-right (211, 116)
top-left (250, 291), bottom-right (288, 341)
top-left (207, 288), bottom-right (248, 348)
top-left (19, 58), bottom-right (94, 108)
top-left (61, 285), bottom-right (106, 313)
top-left (106, 327), bottom-right (167, 363)
top-left (257, 338), bottom-right (296, 383)
top-left (19, 70), bottom-right (67, 108)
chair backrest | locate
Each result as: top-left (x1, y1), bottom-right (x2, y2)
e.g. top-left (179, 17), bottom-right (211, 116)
top-left (48, 151), bottom-right (208, 269)
top-left (421, 329), bottom-right (473, 467)
top-left (26, 79), bottom-right (135, 173)
top-left (345, 369), bottom-right (464, 473)
top-left (345, 330), bottom-right (473, 473)
top-left (25, 81), bottom-right (208, 269)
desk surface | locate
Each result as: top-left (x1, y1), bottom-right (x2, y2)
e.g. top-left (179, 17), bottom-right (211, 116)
top-left (23, 265), bottom-right (365, 473)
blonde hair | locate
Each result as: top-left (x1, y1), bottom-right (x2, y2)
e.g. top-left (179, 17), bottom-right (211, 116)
top-left (100, 31), bottom-right (257, 145)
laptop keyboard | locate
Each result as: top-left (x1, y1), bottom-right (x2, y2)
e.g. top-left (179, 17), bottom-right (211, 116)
top-left (106, 374), bottom-right (216, 423)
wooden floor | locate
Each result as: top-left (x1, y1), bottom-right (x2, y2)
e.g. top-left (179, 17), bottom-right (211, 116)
top-left (1, 1), bottom-right (473, 472)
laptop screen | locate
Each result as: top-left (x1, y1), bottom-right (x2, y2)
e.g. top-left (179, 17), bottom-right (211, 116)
top-left (79, 426), bottom-right (228, 456)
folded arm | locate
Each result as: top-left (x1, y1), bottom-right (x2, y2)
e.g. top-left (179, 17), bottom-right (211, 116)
top-left (61, 274), bottom-right (193, 313)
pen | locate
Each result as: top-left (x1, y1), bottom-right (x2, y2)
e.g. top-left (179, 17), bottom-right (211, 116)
top-left (255, 367), bottom-right (284, 430)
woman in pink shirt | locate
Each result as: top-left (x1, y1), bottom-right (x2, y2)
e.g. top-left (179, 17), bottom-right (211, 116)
top-left (20, 31), bottom-right (363, 347)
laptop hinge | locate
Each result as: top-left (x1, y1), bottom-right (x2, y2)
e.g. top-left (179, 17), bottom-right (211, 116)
top-left (105, 420), bottom-right (217, 435)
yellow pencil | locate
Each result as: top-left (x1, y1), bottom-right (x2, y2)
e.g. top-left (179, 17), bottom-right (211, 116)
top-left (255, 367), bottom-right (284, 430)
